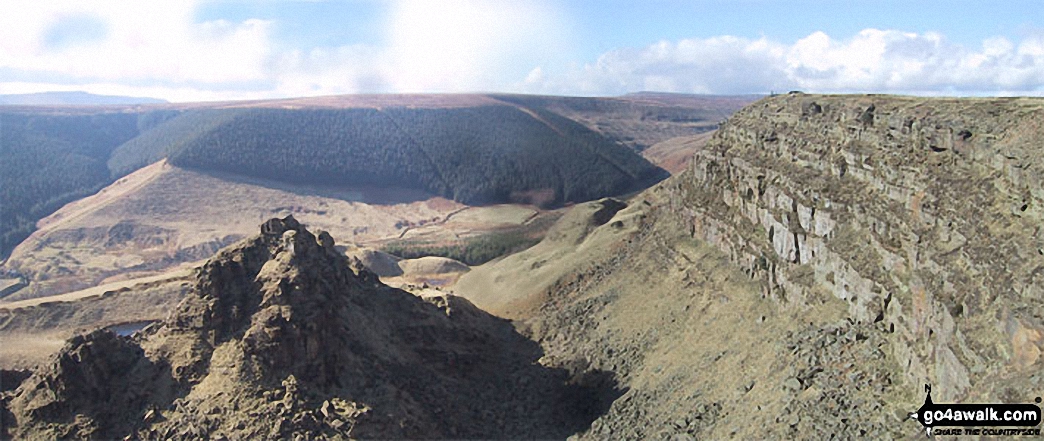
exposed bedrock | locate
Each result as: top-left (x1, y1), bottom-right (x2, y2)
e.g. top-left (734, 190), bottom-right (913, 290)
top-left (675, 94), bottom-right (1044, 401)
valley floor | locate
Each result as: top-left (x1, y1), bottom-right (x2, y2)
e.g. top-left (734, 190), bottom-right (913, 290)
top-left (0, 160), bottom-right (561, 370)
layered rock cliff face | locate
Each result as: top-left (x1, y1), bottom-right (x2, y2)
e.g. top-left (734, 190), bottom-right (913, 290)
top-left (674, 94), bottom-right (1044, 402)
top-left (2, 216), bottom-right (618, 439)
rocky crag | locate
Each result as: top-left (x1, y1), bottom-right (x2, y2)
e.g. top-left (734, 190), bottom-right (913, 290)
top-left (479, 193), bottom-right (911, 438)
top-left (454, 94), bottom-right (1044, 438)
top-left (5, 94), bottom-right (1043, 439)
top-left (675, 93), bottom-right (1044, 402)
top-left (1, 216), bottom-right (620, 439)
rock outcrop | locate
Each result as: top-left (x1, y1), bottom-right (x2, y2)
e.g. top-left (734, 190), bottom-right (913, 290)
top-left (675, 94), bottom-right (1044, 402)
top-left (2, 216), bottom-right (620, 439)
top-left (7, 94), bottom-right (1042, 439)
top-left (6, 330), bottom-right (170, 439)
top-left (453, 94), bottom-right (1044, 438)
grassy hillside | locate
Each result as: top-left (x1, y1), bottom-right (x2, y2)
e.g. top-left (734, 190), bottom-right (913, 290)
top-left (455, 192), bottom-right (906, 439)
top-left (0, 93), bottom-right (747, 258)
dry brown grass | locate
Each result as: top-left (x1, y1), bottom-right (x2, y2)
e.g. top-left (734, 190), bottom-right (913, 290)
top-left (5, 161), bottom-right (475, 299)
top-left (0, 276), bottom-right (188, 369)
top-left (0, 332), bottom-right (68, 369)
top-left (0, 267), bottom-right (190, 310)
top-left (640, 131), bottom-right (715, 174)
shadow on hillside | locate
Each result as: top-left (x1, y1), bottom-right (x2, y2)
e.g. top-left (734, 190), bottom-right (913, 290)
top-left (3, 251), bottom-right (627, 439)
top-left (482, 318), bottom-right (628, 439)
top-left (334, 285), bottom-right (628, 439)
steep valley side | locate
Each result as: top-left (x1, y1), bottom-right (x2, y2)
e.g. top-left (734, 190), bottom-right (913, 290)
top-left (457, 192), bottom-right (912, 438)
top-left (1, 160), bottom-right (557, 302)
top-left (454, 94), bottom-right (1044, 437)
top-left (4, 92), bottom-right (750, 259)
top-left (0, 92), bottom-right (751, 302)
top-left (3, 94), bottom-right (1043, 439)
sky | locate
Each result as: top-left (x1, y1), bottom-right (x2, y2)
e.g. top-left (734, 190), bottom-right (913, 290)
top-left (1, 0), bottom-right (1043, 102)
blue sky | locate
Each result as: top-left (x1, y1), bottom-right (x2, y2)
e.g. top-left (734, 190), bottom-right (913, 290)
top-left (2, 0), bottom-right (1043, 101)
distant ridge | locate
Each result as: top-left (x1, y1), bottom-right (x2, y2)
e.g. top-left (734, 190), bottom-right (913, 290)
top-left (0, 91), bottom-right (167, 106)
top-left (622, 91), bottom-right (763, 108)
top-left (0, 93), bottom-right (750, 258)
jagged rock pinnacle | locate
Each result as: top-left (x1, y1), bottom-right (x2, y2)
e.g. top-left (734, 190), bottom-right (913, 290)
top-left (3, 217), bottom-right (618, 440)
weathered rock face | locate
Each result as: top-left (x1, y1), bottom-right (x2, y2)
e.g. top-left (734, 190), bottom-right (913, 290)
top-left (674, 94), bottom-right (1044, 402)
top-left (6, 330), bottom-right (171, 439)
top-left (3, 216), bottom-right (620, 439)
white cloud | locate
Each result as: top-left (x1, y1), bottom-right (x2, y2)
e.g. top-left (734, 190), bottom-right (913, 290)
top-left (528, 36), bottom-right (791, 95)
top-left (382, 0), bottom-right (570, 93)
top-left (527, 29), bottom-right (1044, 96)
top-left (2, 2), bottom-right (1042, 101)
top-left (267, 0), bottom-right (571, 97)
top-left (0, 1), bottom-right (271, 91)
top-left (268, 44), bottom-right (389, 98)
top-left (0, 0), bottom-right (571, 100)
top-left (524, 67), bottom-right (544, 85)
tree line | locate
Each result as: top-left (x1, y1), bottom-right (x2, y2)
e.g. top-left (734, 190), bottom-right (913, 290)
top-left (1, 102), bottom-right (668, 258)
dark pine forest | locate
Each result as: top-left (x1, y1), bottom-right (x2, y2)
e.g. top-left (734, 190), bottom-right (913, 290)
top-left (0, 95), bottom-right (729, 257)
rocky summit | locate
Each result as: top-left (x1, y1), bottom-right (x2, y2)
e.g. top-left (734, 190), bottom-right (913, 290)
top-left (1, 216), bottom-right (620, 439)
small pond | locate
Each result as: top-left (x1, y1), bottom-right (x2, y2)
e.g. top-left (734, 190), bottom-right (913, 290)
top-left (104, 320), bottom-right (157, 337)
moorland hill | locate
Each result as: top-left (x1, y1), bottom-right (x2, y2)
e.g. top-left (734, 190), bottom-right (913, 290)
top-left (0, 93), bottom-right (753, 258)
